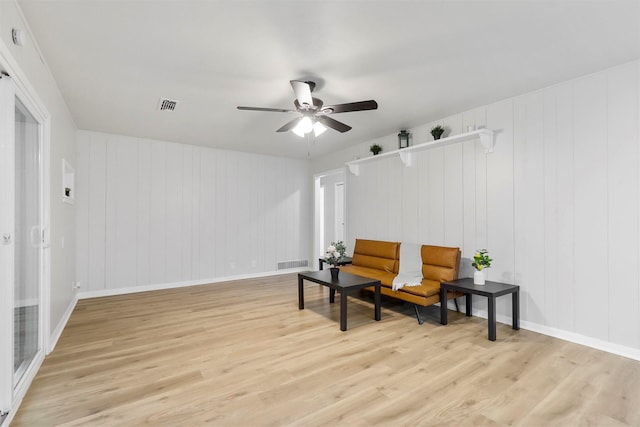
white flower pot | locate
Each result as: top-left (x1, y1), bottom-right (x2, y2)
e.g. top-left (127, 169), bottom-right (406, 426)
top-left (474, 270), bottom-right (485, 285)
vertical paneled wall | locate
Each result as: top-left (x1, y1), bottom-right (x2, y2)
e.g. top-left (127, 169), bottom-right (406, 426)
top-left (76, 131), bottom-right (311, 292)
top-left (344, 61), bottom-right (639, 350)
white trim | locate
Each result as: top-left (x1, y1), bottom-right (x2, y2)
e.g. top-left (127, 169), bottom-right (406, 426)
top-left (313, 168), bottom-right (347, 270)
top-left (72, 273), bottom-right (640, 363)
top-left (446, 300), bottom-right (640, 361)
top-left (519, 320), bottom-right (640, 362)
top-left (47, 296), bottom-right (78, 354)
top-left (77, 268), bottom-right (309, 300)
top-left (0, 71), bottom-right (16, 417)
top-left (0, 352), bottom-right (43, 427)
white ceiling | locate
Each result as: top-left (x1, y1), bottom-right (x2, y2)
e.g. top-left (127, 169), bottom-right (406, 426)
top-left (18, 0), bottom-right (640, 159)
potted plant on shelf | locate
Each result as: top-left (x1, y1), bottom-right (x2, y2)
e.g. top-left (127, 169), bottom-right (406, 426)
top-left (370, 144), bottom-right (383, 155)
top-left (324, 241), bottom-right (346, 280)
top-left (472, 249), bottom-right (492, 285)
top-left (430, 125), bottom-right (445, 140)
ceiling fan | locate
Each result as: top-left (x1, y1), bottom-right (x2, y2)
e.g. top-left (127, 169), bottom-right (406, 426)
top-left (237, 80), bottom-right (378, 137)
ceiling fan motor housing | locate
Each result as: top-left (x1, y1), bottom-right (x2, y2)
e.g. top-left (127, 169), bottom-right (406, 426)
top-left (294, 97), bottom-right (323, 111)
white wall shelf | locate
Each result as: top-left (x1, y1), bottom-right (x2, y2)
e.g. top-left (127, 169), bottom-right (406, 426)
top-left (346, 128), bottom-right (495, 176)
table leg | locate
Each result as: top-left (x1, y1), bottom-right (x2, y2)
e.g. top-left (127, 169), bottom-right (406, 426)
top-left (329, 288), bottom-right (336, 303)
top-left (340, 291), bottom-right (348, 331)
top-left (512, 289), bottom-right (520, 330)
top-left (488, 297), bottom-right (496, 341)
top-left (374, 282), bottom-right (381, 321)
top-left (298, 276), bottom-right (304, 310)
top-left (466, 293), bottom-right (472, 317)
top-left (440, 287), bottom-right (448, 325)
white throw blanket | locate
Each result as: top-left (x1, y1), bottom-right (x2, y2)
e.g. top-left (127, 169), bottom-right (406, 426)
top-left (392, 243), bottom-right (423, 291)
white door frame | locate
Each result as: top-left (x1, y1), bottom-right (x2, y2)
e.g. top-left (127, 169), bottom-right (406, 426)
top-left (0, 56), bottom-right (51, 417)
top-left (313, 168), bottom-right (346, 268)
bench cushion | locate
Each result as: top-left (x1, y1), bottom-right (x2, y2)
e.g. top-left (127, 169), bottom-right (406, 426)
top-left (396, 279), bottom-right (441, 298)
top-left (421, 245), bottom-right (461, 283)
top-left (339, 265), bottom-right (397, 287)
top-left (350, 239), bottom-right (400, 274)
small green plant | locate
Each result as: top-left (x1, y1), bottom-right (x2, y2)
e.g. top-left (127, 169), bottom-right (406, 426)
top-left (324, 241), bottom-right (346, 267)
top-left (431, 125), bottom-right (445, 140)
top-left (370, 144), bottom-right (383, 155)
top-left (472, 249), bottom-right (492, 271)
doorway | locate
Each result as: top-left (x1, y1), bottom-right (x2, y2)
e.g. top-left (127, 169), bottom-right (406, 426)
top-left (314, 169), bottom-right (346, 268)
top-left (0, 74), bottom-right (48, 417)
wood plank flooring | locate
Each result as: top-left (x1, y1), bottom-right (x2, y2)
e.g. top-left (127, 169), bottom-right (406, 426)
top-left (12, 273), bottom-right (640, 426)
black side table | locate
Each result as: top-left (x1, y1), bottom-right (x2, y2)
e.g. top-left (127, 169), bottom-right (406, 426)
top-left (440, 278), bottom-right (519, 341)
top-left (318, 256), bottom-right (353, 270)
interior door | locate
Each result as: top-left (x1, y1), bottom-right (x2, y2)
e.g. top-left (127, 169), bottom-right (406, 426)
top-left (0, 74), bottom-right (44, 415)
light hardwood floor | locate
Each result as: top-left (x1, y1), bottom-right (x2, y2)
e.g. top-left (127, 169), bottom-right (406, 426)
top-left (13, 273), bottom-right (640, 426)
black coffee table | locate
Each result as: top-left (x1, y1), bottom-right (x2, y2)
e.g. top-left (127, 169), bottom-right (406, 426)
top-left (298, 270), bottom-right (381, 331)
top-left (440, 278), bottom-right (520, 341)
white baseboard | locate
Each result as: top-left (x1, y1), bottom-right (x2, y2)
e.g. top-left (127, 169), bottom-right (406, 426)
top-left (72, 273), bottom-right (640, 363)
top-left (48, 295), bottom-right (78, 354)
top-left (4, 351), bottom-right (45, 426)
top-left (517, 320), bottom-right (640, 362)
top-left (446, 300), bottom-right (640, 362)
top-left (77, 268), bottom-right (308, 300)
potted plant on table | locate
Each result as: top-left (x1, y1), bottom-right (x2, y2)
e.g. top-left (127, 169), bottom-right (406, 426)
top-left (324, 241), bottom-right (346, 280)
top-left (472, 249), bottom-right (492, 285)
top-left (430, 125), bottom-right (445, 140)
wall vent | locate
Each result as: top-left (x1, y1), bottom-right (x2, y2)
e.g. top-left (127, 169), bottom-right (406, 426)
top-left (277, 259), bottom-right (308, 270)
top-left (157, 98), bottom-right (178, 111)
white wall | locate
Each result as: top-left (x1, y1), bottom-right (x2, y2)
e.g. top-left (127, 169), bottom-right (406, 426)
top-left (312, 60), bottom-right (640, 357)
top-left (76, 131), bottom-right (311, 293)
top-left (0, 1), bottom-right (77, 347)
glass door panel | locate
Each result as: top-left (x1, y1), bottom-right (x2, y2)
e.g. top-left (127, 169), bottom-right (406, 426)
top-left (12, 97), bottom-right (40, 387)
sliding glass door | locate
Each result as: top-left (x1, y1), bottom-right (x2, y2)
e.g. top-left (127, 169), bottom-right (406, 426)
top-left (12, 97), bottom-right (41, 387)
top-left (0, 75), bottom-right (45, 417)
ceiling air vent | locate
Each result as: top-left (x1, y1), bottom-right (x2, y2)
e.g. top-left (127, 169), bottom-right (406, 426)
top-left (157, 98), bottom-right (178, 111)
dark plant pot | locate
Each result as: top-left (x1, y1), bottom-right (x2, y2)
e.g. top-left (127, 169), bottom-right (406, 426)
top-left (432, 131), bottom-right (444, 140)
top-left (330, 267), bottom-right (339, 280)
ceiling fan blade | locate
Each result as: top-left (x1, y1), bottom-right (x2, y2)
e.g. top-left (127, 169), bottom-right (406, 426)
top-left (276, 117), bottom-right (301, 132)
top-left (316, 115), bottom-right (352, 133)
top-left (237, 106), bottom-right (295, 113)
top-left (290, 80), bottom-right (314, 108)
top-left (321, 100), bottom-right (378, 114)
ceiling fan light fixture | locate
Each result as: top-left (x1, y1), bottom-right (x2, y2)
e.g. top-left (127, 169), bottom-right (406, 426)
top-left (313, 121), bottom-right (327, 137)
top-left (293, 116), bottom-right (313, 137)
top-left (292, 126), bottom-right (306, 137)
